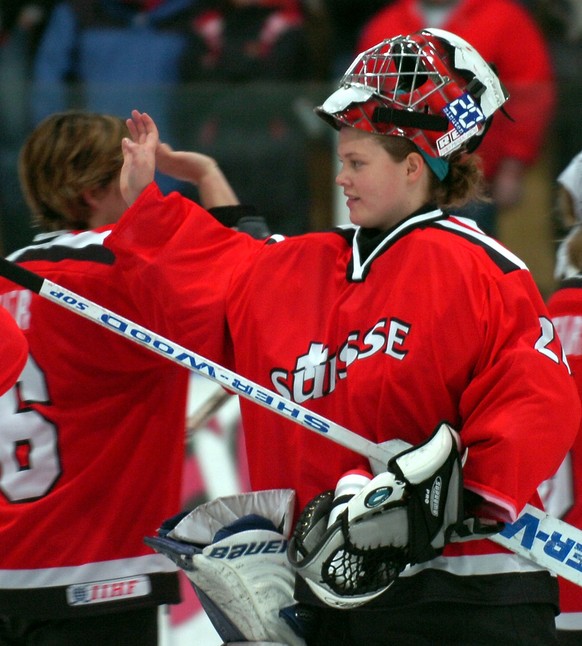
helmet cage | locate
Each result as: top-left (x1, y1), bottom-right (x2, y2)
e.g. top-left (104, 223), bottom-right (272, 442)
top-left (316, 29), bottom-right (509, 158)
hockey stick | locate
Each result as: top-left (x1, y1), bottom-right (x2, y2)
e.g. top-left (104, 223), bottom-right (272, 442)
top-left (2, 256), bottom-right (582, 586)
top-left (366, 437), bottom-right (582, 587)
top-left (186, 386), bottom-right (231, 436)
top-left (0, 256), bottom-right (409, 474)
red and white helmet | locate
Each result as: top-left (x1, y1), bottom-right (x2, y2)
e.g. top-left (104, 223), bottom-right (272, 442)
top-left (315, 28), bottom-right (509, 159)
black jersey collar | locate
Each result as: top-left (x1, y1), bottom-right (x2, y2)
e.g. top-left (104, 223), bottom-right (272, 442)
top-left (349, 205), bottom-right (443, 282)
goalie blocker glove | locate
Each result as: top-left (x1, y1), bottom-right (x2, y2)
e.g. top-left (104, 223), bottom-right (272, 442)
top-left (144, 489), bottom-right (306, 645)
top-left (288, 423), bottom-right (502, 609)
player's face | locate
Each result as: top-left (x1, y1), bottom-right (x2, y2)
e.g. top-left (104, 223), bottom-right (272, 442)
top-left (335, 128), bottom-right (416, 231)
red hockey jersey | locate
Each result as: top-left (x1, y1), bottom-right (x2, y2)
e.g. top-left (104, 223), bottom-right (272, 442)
top-left (0, 227), bottom-right (187, 617)
top-left (545, 278), bottom-right (582, 628)
top-left (0, 305), bottom-right (27, 396)
top-left (106, 183), bottom-right (580, 608)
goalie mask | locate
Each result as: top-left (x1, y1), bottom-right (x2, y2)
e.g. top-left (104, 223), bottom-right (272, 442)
top-left (315, 28), bottom-right (509, 159)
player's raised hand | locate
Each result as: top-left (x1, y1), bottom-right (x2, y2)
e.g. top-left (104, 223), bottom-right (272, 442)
top-left (120, 110), bottom-right (159, 206)
top-left (155, 142), bottom-right (239, 208)
top-left (155, 142), bottom-right (217, 184)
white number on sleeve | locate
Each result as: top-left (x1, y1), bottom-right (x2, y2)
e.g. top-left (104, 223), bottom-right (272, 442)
top-left (535, 316), bottom-right (572, 373)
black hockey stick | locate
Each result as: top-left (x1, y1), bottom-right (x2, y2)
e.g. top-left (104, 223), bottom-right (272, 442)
top-left (2, 255), bottom-right (582, 586)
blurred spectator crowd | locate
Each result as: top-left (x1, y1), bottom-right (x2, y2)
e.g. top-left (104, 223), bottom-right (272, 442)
top-left (1, 0), bottom-right (582, 257)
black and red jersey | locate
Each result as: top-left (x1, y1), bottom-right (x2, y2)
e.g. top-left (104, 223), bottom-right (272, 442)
top-left (0, 227), bottom-right (187, 617)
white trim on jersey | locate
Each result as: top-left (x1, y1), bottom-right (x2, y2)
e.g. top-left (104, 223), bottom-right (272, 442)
top-left (400, 551), bottom-right (546, 578)
top-left (7, 230), bottom-right (113, 260)
top-left (351, 209), bottom-right (443, 280)
top-left (0, 553), bottom-right (177, 588)
top-left (438, 218), bottom-right (528, 270)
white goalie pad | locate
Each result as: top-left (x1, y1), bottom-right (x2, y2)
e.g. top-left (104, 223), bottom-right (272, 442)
top-left (168, 489), bottom-right (296, 544)
top-left (145, 489), bottom-right (305, 646)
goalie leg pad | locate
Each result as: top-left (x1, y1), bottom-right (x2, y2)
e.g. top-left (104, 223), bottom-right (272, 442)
top-left (145, 490), bottom-right (305, 646)
top-left (188, 523), bottom-right (303, 645)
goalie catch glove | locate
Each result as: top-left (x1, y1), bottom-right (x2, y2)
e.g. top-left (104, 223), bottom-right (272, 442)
top-left (287, 423), bottom-right (466, 609)
top-left (144, 489), bottom-right (306, 646)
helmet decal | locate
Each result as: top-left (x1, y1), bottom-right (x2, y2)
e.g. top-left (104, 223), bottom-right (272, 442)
top-left (316, 28), bottom-right (509, 159)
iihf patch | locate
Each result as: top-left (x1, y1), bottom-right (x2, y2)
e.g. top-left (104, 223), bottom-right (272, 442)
top-left (66, 575), bottom-right (151, 606)
top-left (443, 93), bottom-right (485, 135)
